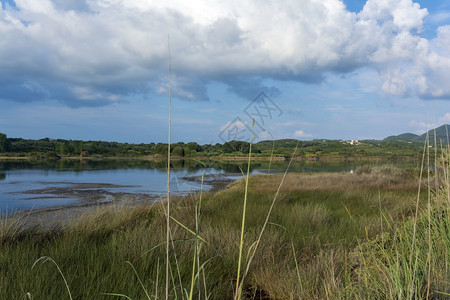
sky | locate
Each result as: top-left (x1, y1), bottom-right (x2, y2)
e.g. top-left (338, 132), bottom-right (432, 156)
top-left (1, 0), bottom-right (450, 144)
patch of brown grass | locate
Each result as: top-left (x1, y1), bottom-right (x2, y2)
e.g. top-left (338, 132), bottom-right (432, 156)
top-left (228, 167), bottom-right (420, 193)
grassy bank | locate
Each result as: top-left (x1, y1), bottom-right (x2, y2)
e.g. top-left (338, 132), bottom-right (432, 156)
top-left (0, 166), bottom-right (448, 299)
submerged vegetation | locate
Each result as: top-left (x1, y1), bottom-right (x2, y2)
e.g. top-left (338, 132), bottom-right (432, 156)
top-left (1, 163), bottom-right (448, 299)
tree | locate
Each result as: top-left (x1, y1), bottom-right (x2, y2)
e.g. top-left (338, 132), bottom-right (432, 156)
top-left (223, 140), bottom-right (250, 153)
top-left (171, 146), bottom-right (185, 157)
top-left (155, 143), bottom-right (168, 155)
top-left (73, 141), bottom-right (83, 154)
top-left (0, 133), bottom-right (9, 152)
top-left (186, 142), bottom-right (202, 152)
top-left (55, 142), bottom-right (68, 155)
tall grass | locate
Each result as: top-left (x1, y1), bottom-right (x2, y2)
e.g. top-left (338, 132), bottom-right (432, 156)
top-left (348, 135), bottom-right (450, 299)
top-left (349, 199), bottom-right (449, 299)
top-left (0, 209), bottom-right (29, 243)
top-left (1, 167), bottom-right (427, 299)
top-left (165, 33), bottom-right (172, 300)
top-left (234, 126), bottom-right (254, 300)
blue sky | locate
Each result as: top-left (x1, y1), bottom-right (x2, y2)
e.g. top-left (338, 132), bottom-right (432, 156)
top-left (1, 0), bottom-right (450, 144)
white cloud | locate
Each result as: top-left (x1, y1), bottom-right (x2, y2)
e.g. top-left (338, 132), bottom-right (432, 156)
top-left (294, 130), bottom-right (313, 138)
top-left (409, 120), bottom-right (433, 134)
top-left (435, 25), bottom-right (450, 50)
top-left (359, 0), bottom-right (427, 32)
top-left (71, 86), bottom-right (119, 102)
top-left (220, 120), bottom-right (247, 132)
top-left (439, 112), bottom-right (450, 124)
top-left (0, 0), bottom-right (449, 106)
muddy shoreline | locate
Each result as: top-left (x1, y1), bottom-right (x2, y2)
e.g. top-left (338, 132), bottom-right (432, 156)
top-left (8, 174), bottom-right (237, 230)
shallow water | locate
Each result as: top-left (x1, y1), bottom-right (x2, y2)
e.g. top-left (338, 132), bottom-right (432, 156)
top-left (0, 158), bottom-right (420, 214)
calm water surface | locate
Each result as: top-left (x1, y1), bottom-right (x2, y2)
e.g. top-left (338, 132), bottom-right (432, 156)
top-left (0, 159), bottom-right (420, 214)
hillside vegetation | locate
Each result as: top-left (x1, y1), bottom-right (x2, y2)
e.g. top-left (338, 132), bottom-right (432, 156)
top-left (0, 134), bottom-right (430, 160)
top-left (384, 124), bottom-right (450, 142)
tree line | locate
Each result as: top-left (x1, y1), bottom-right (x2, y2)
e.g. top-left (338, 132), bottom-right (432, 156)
top-left (0, 132), bottom-right (426, 158)
top-left (0, 133), bottom-right (260, 157)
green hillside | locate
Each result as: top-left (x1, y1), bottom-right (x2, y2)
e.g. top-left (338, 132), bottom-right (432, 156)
top-left (418, 124), bottom-right (450, 142)
top-left (384, 124), bottom-right (450, 143)
top-left (384, 133), bottom-right (419, 141)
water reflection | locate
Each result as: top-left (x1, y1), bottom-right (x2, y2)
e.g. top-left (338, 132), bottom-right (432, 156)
top-left (0, 158), bottom-right (422, 173)
top-left (0, 158), bottom-right (422, 214)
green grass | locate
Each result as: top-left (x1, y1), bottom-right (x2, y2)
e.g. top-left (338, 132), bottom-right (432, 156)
top-left (1, 166), bottom-right (441, 299)
top-left (345, 149), bottom-right (450, 299)
top-left (349, 206), bottom-right (449, 299)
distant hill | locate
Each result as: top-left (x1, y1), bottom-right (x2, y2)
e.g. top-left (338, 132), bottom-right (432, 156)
top-left (384, 133), bottom-right (419, 142)
top-left (384, 124), bottom-right (450, 143)
top-left (418, 124), bottom-right (450, 142)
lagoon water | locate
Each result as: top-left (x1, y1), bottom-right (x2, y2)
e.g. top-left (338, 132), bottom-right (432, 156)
top-left (0, 159), bottom-right (420, 214)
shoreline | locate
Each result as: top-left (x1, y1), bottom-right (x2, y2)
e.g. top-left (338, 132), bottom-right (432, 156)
top-left (0, 155), bottom-right (421, 162)
top-left (7, 173), bottom-right (237, 230)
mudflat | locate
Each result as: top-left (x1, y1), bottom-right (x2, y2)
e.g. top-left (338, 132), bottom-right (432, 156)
top-left (9, 173), bottom-right (236, 230)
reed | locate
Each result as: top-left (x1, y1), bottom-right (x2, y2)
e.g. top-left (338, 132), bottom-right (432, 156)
top-left (1, 163), bottom-right (445, 298)
top-left (165, 33), bottom-right (172, 300)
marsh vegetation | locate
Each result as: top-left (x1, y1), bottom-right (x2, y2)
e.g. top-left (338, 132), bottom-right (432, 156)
top-left (1, 164), bottom-right (448, 299)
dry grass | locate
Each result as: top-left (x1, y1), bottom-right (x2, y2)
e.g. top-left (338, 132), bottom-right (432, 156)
top-left (0, 165), bottom-right (444, 299)
top-left (228, 167), bottom-right (421, 193)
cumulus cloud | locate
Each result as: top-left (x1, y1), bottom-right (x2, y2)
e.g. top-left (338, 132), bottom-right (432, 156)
top-left (0, 0), bottom-right (449, 107)
top-left (294, 130), bottom-right (313, 138)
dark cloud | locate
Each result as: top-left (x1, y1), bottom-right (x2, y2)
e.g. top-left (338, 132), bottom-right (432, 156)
top-left (225, 77), bottom-right (281, 100)
top-left (157, 76), bottom-right (209, 102)
top-left (0, 76), bottom-right (124, 107)
top-left (0, 0), bottom-right (447, 108)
